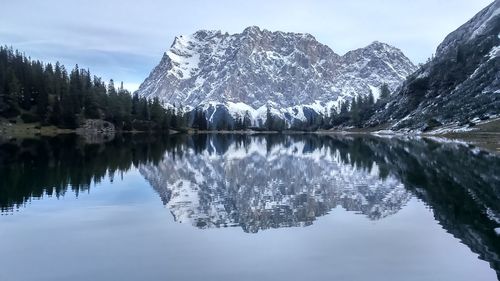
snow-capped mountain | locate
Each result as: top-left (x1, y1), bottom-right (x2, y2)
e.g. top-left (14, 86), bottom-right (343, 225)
top-left (369, 0), bottom-right (500, 132)
top-left (137, 26), bottom-right (416, 128)
top-left (139, 135), bottom-right (411, 233)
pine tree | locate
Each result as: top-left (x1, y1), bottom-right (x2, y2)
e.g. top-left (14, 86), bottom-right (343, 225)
top-left (380, 83), bottom-right (390, 100)
top-left (150, 97), bottom-right (164, 125)
top-left (0, 46), bottom-right (181, 131)
top-left (106, 79), bottom-right (121, 125)
top-left (131, 92), bottom-right (139, 116)
top-left (7, 71), bottom-right (22, 111)
top-left (60, 65), bottom-right (83, 128)
top-left (350, 95), bottom-right (361, 126)
top-left (49, 98), bottom-right (62, 125)
top-left (265, 105), bottom-right (273, 130)
top-left (340, 101), bottom-right (349, 115)
top-left (192, 108), bottom-right (208, 130)
top-left (367, 90), bottom-right (375, 106)
top-left (243, 111), bottom-right (252, 129)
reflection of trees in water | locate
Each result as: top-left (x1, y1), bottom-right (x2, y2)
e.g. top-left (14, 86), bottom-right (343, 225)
top-left (320, 135), bottom-right (500, 278)
top-left (0, 134), bottom-right (182, 211)
top-left (0, 133), bottom-right (498, 278)
top-left (155, 133), bottom-right (500, 277)
top-left (361, 138), bottom-right (500, 278)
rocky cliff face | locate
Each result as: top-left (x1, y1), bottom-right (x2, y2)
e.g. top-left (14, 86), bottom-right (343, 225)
top-left (369, 0), bottom-right (500, 132)
top-left (137, 26), bottom-right (416, 128)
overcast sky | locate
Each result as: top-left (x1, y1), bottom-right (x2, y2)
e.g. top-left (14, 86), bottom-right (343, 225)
top-left (0, 0), bottom-right (493, 91)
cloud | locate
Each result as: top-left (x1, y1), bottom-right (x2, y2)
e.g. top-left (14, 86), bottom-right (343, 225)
top-left (0, 0), bottom-right (494, 88)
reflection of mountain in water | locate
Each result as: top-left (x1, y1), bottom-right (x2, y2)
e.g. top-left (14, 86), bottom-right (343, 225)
top-left (1, 134), bottom-right (499, 278)
top-left (139, 134), bottom-right (500, 278)
top-left (140, 135), bottom-right (410, 233)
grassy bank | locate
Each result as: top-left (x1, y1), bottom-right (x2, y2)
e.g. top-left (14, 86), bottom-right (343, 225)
top-left (0, 120), bottom-right (174, 139)
top-left (0, 121), bottom-right (74, 138)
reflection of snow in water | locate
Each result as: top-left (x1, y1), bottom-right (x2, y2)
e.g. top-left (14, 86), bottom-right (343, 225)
top-left (140, 137), bottom-right (411, 232)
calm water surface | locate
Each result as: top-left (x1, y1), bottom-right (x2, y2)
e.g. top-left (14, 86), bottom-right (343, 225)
top-left (0, 134), bottom-right (499, 281)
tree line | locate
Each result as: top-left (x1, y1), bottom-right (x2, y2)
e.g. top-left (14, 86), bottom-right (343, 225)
top-left (0, 133), bottom-right (183, 211)
top-left (260, 83), bottom-right (391, 131)
top-left (0, 45), bottom-right (394, 132)
top-left (326, 83), bottom-right (390, 128)
top-left (0, 46), bottom-right (187, 131)
top-left (187, 83), bottom-right (391, 132)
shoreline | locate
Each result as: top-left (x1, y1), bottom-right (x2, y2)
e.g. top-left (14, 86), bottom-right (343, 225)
top-left (2, 122), bottom-right (498, 138)
top-left (2, 120), bottom-right (498, 153)
top-left (0, 121), bottom-right (174, 140)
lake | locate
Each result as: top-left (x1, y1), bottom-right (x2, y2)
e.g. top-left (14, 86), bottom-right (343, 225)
top-left (0, 133), bottom-right (499, 281)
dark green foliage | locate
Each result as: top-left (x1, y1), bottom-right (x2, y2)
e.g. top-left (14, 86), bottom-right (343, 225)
top-left (326, 101), bottom-right (350, 127)
top-left (265, 105), bottom-right (286, 131)
top-left (243, 111), bottom-right (252, 129)
top-left (379, 83), bottom-right (390, 100)
top-left (407, 76), bottom-right (429, 108)
top-left (20, 112), bottom-right (39, 123)
top-left (379, 15), bottom-right (500, 131)
top-left (423, 118), bottom-right (442, 132)
top-left (150, 97), bottom-right (165, 126)
top-left (324, 90), bottom-right (377, 129)
top-left (0, 46), bottom-right (183, 131)
top-left (0, 134), bottom-right (178, 211)
top-left (265, 106), bottom-right (273, 130)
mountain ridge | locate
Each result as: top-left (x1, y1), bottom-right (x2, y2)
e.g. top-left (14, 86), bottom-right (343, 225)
top-left (368, 0), bottom-right (500, 132)
top-left (137, 26), bottom-right (416, 129)
top-left (138, 26), bottom-right (416, 107)
top-left (136, 0), bottom-right (499, 132)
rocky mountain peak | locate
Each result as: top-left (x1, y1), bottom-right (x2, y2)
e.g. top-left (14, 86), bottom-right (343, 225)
top-left (242, 25), bottom-right (262, 35)
top-left (137, 26), bottom-right (416, 128)
top-left (340, 41), bottom-right (416, 81)
top-left (188, 29), bottom-right (223, 42)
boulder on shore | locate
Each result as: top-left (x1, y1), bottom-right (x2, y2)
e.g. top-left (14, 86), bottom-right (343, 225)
top-left (76, 119), bottom-right (115, 143)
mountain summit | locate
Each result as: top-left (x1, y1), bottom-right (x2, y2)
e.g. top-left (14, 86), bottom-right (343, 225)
top-left (137, 27), bottom-right (416, 128)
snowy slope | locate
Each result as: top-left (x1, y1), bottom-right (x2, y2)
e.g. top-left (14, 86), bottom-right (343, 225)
top-left (137, 26), bottom-right (416, 127)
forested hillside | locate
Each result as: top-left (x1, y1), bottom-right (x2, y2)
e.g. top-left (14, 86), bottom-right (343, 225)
top-left (0, 46), bottom-right (186, 131)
